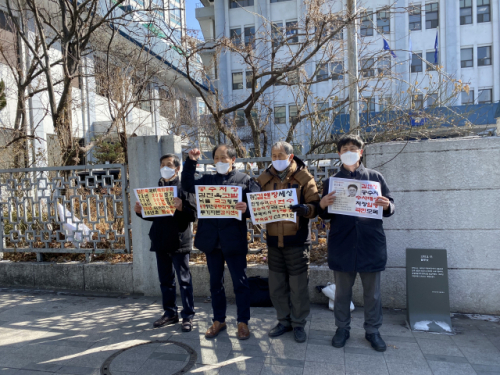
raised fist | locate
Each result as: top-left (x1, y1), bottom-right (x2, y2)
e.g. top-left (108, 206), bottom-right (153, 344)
top-left (188, 148), bottom-right (201, 161)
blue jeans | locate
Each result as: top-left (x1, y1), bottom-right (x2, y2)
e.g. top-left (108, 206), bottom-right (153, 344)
top-left (205, 248), bottom-right (250, 325)
top-left (155, 252), bottom-right (195, 319)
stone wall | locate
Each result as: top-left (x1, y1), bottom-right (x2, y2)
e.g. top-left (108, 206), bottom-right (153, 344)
top-left (364, 136), bottom-right (500, 314)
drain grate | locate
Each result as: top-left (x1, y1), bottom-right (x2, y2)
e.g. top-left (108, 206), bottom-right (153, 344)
top-left (101, 340), bottom-right (197, 375)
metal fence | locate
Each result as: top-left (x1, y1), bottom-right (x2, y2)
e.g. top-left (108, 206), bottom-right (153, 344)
top-left (195, 153), bottom-right (341, 248)
top-left (0, 164), bottom-right (131, 262)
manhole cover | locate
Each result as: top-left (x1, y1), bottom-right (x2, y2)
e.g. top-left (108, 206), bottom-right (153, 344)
top-left (101, 340), bottom-right (197, 375)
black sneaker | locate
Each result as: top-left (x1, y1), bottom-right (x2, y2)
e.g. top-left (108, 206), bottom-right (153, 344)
top-left (331, 328), bottom-right (350, 348)
top-left (365, 332), bottom-right (387, 352)
top-left (153, 314), bottom-right (179, 328)
top-left (293, 327), bottom-right (307, 343)
top-left (181, 318), bottom-right (193, 332)
top-left (268, 323), bottom-right (293, 337)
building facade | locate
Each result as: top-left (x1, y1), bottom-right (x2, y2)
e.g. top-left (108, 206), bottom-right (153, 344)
top-left (196, 0), bottom-right (499, 153)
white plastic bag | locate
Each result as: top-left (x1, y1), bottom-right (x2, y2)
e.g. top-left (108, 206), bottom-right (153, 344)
top-left (57, 203), bottom-right (90, 244)
top-left (321, 282), bottom-right (355, 312)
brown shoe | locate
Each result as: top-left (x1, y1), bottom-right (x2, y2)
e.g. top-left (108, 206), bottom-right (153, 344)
top-left (205, 321), bottom-right (227, 339)
top-left (237, 322), bottom-right (250, 340)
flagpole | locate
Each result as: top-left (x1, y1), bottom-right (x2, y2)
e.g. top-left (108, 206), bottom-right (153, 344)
top-left (347, 0), bottom-right (359, 131)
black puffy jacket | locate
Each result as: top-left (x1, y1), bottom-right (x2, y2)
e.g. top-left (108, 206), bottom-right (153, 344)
top-left (318, 164), bottom-right (395, 273)
top-left (181, 158), bottom-right (261, 257)
top-left (136, 177), bottom-right (196, 254)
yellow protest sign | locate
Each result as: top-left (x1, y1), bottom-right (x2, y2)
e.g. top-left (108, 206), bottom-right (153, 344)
top-left (134, 186), bottom-right (177, 217)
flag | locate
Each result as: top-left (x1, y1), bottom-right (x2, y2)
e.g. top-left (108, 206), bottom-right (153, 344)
top-left (383, 39), bottom-right (397, 59)
top-left (434, 31), bottom-right (439, 64)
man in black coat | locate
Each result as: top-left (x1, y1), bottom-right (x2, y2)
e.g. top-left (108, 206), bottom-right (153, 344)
top-left (135, 154), bottom-right (196, 332)
top-left (182, 144), bottom-right (260, 340)
top-left (318, 134), bottom-right (395, 352)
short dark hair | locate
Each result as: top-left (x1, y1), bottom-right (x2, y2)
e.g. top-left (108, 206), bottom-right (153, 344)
top-left (348, 184), bottom-right (358, 191)
top-left (336, 134), bottom-right (365, 152)
top-left (212, 144), bottom-right (237, 159)
top-left (160, 154), bottom-right (180, 168)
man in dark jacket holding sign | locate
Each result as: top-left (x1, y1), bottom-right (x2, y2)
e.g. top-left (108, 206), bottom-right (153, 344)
top-left (182, 144), bottom-right (260, 340)
top-left (256, 141), bottom-right (320, 343)
top-left (318, 134), bottom-right (395, 352)
top-left (134, 154), bottom-right (197, 332)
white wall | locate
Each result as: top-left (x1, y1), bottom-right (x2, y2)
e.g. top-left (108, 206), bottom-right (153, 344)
top-left (364, 136), bottom-right (500, 314)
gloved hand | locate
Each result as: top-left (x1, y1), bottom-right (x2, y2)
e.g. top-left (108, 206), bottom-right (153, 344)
top-left (290, 204), bottom-right (310, 217)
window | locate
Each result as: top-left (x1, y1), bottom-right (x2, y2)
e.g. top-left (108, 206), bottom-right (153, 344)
top-left (426, 51), bottom-right (437, 70)
top-left (426, 93), bottom-right (438, 107)
top-left (377, 9), bottom-right (390, 34)
top-left (425, 3), bottom-right (439, 29)
top-left (138, 86), bottom-right (151, 112)
top-left (244, 26), bottom-right (255, 48)
top-left (409, 5), bottom-right (421, 30)
top-left (361, 58), bottom-right (375, 77)
top-left (232, 72), bottom-right (243, 90)
top-left (289, 105), bottom-right (298, 123)
top-left (411, 53), bottom-right (422, 73)
top-left (319, 22), bottom-right (343, 40)
top-left (330, 61), bottom-right (344, 80)
top-left (360, 97), bottom-right (375, 112)
top-left (170, 7), bottom-right (181, 26)
top-left (316, 63), bottom-right (329, 81)
top-left (360, 12), bottom-right (373, 37)
top-left (460, 0), bottom-right (472, 25)
top-left (332, 98), bottom-right (346, 114)
top-left (461, 90), bottom-right (474, 104)
top-left (235, 110), bottom-right (245, 126)
top-left (158, 89), bottom-right (172, 118)
top-left (286, 21), bottom-right (298, 43)
top-left (246, 70), bottom-right (255, 89)
top-left (230, 28), bottom-right (242, 45)
top-left (229, 0), bottom-right (254, 9)
top-left (413, 94), bottom-right (423, 109)
top-left (150, 0), bottom-right (164, 18)
top-left (316, 102), bottom-right (329, 121)
top-left (477, 0), bottom-right (490, 23)
top-left (378, 56), bottom-right (391, 76)
top-left (274, 106), bottom-right (286, 124)
top-left (378, 96), bottom-right (391, 111)
top-left (287, 70), bottom-right (299, 85)
top-left (478, 89), bottom-right (492, 104)
top-left (461, 48), bottom-right (473, 68)
top-left (272, 23), bottom-right (283, 48)
top-left (271, 0), bottom-right (292, 2)
top-left (251, 109), bottom-right (259, 126)
top-left (478, 46), bottom-right (492, 66)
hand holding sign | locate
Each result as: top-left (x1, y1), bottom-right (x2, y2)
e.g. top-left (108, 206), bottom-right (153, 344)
top-left (320, 191), bottom-right (336, 210)
top-left (375, 196), bottom-right (390, 210)
top-left (173, 197), bottom-right (183, 211)
top-left (235, 202), bottom-right (247, 212)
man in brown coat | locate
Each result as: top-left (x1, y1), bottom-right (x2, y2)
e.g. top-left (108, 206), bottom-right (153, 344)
top-left (256, 141), bottom-right (320, 343)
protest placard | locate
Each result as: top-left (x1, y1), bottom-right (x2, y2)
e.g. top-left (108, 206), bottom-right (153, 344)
top-left (247, 189), bottom-right (298, 225)
top-left (327, 177), bottom-right (383, 219)
top-left (134, 186), bottom-right (177, 218)
top-left (195, 185), bottom-right (242, 220)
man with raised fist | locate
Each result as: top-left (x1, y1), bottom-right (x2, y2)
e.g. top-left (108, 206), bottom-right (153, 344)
top-left (182, 144), bottom-right (260, 340)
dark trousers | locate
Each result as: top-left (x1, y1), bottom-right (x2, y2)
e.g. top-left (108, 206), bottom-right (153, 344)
top-left (268, 246), bottom-right (310, 328)
top-left (205, 248), bottom-right (251, 325)
top-left (155, 251), bottom-right (195, 319)
top-left (334, 271), bottom-right (382, 334)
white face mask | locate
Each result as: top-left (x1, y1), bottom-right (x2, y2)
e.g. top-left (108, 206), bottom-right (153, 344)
top-left (340, 151), bottom-right (360, 166)
top-left (272, 157), bottom-right (291, 172)
top-left (160, 166), bottom-right (176, 180)
top-left (215, 162), bottom-right (231, 174)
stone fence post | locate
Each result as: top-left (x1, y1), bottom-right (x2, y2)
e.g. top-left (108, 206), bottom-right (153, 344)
top-left (128, 135), bottom-right (181, 295)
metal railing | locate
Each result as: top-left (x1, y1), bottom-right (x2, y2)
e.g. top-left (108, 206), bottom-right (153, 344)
top-left (0, 164), bottom-right (131, 262)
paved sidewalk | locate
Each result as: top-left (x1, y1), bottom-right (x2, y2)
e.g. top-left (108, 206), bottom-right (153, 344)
top-left (0, 289), bottom-right (499, 375)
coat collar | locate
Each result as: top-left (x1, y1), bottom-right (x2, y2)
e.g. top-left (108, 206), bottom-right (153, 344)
top-left (159, 176), bottom-right (180, 187)
top-left (339, 163), bottom-right (366, 178)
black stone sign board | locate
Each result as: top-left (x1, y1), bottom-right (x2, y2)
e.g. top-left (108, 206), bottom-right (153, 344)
top-left (406, 248), bottom-right (453, 333)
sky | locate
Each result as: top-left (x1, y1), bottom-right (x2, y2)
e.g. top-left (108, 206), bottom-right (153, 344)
top-left (185, 1), bottom-right (203, 38)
